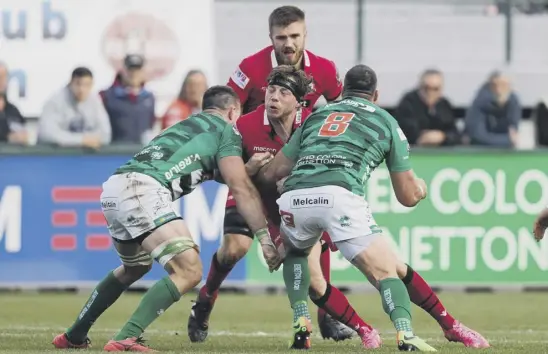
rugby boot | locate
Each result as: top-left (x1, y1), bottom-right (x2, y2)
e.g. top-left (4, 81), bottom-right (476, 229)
top-left (103, 337), bottom-right (156, 352)
top-left (357, 326), bottom-right (382, 349)
top-left (289, 317), bottom-right (312, 350)
top-left (318, 313), bottom-right (354, 341)
top-left (443, 321), bottom-right (490, 348)
top-left (188, 296), bottom-right (214, 343)
top-left (397, 331), bottom-right (437, 352)
top-left (52, 333), bottom-right (91, 349)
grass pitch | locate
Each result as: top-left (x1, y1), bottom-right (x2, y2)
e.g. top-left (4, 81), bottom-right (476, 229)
top-left (0, 291), bottom-right (545, 353)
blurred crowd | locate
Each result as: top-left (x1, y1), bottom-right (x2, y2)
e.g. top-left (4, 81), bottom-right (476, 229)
top-left (0, 54), bottom-right (208, 149)
top-left (1, 54), bottom-right (548, 150)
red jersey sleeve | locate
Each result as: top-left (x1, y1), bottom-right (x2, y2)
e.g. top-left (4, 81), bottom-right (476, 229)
top-left (322, 60), bottom-right (343, 101)
top-left (227, 59), bottom-right (253, 106)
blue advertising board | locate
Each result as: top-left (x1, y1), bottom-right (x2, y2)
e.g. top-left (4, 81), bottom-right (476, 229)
top-left (0, 154), bottom-right (244, 286)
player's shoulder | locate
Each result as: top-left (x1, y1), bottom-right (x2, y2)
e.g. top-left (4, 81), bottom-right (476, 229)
top-left (239, 46), bottom-right (273, 70)
top-left (236, 104), bottom-right (266, 131)
top-left (305, 50), bottom-right (337, 73)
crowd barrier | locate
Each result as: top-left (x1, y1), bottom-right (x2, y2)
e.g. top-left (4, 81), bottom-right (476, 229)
top-left (0, 146), bottom-right (547, 290)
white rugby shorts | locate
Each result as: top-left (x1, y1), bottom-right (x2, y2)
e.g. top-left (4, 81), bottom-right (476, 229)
top-left (276, 185), bottom-right (381, 261)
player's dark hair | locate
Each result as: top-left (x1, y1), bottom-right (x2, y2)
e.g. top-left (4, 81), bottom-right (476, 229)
top-left (342, 64), bottom-right (377, 99)
top-left (269, 6), bottom-right (305, 31)
top-left (71, 67), bottom-right (93, 80)
top-left (267, 65), bottom-right (312, 103)
top-left (202, 85), bottom-right (240, 111)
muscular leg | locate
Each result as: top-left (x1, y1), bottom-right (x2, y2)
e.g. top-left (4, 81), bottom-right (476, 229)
top-left (199, 233), bottom-right (253, 300)
top-left (317, 238), bottom-right (331, 323)
top-left (189, 206), bottom-right (255, 343)
top-left (396, 261), bottom-right (455, 330)
top-left (337, 235), bottom-right (436, 352)
top-left (107, 220), bottom-right (201, 346)
top-left (397, 261), bottom-right (489, 348)
top-left (307, 243), bottom-right (381, 348)
top-left (59, 242), bottom-right (152, 347)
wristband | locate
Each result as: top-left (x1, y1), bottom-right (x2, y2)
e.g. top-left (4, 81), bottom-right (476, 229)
top-left (255, 228), bottom-right (270, 241)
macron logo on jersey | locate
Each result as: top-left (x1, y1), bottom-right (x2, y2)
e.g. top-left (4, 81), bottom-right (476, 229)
top-left (231, 67), bottom-right (250, 89)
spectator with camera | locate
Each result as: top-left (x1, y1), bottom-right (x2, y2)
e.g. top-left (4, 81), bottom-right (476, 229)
top-left (38, 67), bottom-right (111, 149)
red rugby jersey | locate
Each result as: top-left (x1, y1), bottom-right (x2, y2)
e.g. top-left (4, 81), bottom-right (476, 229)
top-left (225, 104), bottom-right (310, 225)
top-left (227, 46), bottom-right (342, 114)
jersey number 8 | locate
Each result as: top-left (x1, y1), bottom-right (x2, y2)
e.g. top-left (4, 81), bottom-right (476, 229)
top-left (318, 112), bottom-right (355, 137)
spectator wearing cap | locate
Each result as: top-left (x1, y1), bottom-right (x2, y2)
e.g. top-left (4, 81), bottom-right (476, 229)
top-left (395, 69), bottom-right (461, 146)
top-left (38, 67), bottom-right (111, 149)
top-left (0, 61), bottom-right (28, 145)
top-left (100, 54), bottom-right (155, 144)
top-left (465, 70), bottom-right (521, 148)
top-left (160, 70), bottom-right (208, 130)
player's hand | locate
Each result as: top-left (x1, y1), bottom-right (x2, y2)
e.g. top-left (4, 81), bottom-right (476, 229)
top-left (533, 209), bottom-right (548, 242)
top-left (415, 178), bottom-right (428, 201)
top-left (276, 176), bottom-right (288, 194)
top-left (245, 152), bottom-right (274, 176)
top-left (261, 241), bottom-right (282, 272)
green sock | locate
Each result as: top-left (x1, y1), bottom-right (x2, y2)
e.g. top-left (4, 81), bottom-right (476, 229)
top-left (66, 271), bottom-right (127, 343)
top-left (113, 276), bottom-right (181, 340)
top-left (379, 278), bottom-right (413, 333)
top-left (283, 254), bottom-right (311, 322)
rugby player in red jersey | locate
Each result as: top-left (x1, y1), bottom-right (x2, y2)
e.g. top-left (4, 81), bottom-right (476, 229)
top-left (227, 6), bottom-right (342, 114)
top-left (224, 6), bottom-right (349, 340)
top-left (188, 66), bottom-right (382, 349)
top-left (216, 4), bottom-right (488, 348)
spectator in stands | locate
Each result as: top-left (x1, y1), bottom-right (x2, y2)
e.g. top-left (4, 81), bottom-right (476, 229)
top-left (38, 67), bottom-right (111, 149)
top-left (534, 95), bottom-right (548, 146)
top-left (0, 61), bottom-right (28, 145)
top-left (465, 70), bottom-right (520, 148)
top-left (100, 54), bottom-right (155, 144)
top-left (395, 69), bottom-right (461, 146)
top-left (160, 70), bottom-right (208, 130)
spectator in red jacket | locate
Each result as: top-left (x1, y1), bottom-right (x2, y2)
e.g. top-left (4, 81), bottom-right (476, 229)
top-left (160, 70), bottom-right (208, 130)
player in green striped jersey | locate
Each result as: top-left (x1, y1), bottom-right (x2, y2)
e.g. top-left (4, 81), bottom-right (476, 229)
top-left (53, 86), bottom-right (281, 352)
top-left (259, 65), bottom-right (436, 351)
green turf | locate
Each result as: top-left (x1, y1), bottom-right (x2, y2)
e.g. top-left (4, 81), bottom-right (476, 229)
top-left (0, 291), bottom-right (545, 353)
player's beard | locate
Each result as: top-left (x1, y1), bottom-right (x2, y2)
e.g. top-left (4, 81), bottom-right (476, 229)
top-left (276, 47), bottom-right (304, 66)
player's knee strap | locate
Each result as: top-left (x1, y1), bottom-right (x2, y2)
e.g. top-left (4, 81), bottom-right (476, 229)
top-left (223, 206), bottom-right (253, 238)
top-left (150, 237), bottom-right (199, 267)
top-left (118, 251), bottom-right (154, 267)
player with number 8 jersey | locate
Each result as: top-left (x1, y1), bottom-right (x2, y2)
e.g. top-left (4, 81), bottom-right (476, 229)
top-left (282, 100), bottom-right (409, 194)
top-left (260, 64), bottom-right (489, 351)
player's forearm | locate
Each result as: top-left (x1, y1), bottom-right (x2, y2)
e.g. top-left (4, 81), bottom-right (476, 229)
top-left (231, 178), bottom-right (268, 233)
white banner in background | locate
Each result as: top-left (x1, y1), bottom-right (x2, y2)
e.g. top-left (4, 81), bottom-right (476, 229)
top-left (0, 0), bottom-right (216, 117)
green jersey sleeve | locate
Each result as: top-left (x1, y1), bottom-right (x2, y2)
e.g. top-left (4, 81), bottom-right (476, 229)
top-left (281, 125), bottom-right (303, 161)
top-left (216, 123), bottom-right (243, 162)
top-left (385, 123), bottom-right (412, 172)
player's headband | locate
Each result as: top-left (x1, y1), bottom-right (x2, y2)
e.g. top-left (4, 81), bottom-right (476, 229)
top-left (267, 73), bottom-right (307, 103)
